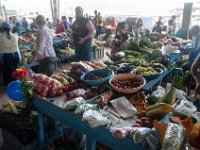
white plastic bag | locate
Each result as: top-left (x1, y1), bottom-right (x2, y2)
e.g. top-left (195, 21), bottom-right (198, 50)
top-left (74, 104), bottom-right (97, 114)
top-left (64, 97), bottom-right (85, 110)
top-left (83, 110), bottom-right (111, 128)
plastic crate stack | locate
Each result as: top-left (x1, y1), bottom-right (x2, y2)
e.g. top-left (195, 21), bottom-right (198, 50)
top-left (91, 48), bottom-right (104, 60)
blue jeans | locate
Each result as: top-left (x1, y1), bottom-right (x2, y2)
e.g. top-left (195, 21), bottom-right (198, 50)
top-left (75, 41), bottom-right (92, 61)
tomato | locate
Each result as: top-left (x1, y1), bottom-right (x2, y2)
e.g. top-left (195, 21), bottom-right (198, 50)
top-left (56, 90), bottom-right (63, 96)
top-left (143, 121), bottom-right (153, 128)
top-left (63, 85), bottom-right (69, 92)
top-left (49, 88), bottom-right (56, 97)
top-left (68, 85), bottom-right (73, 91)
top-left (114, 129), bottom-right (124, 139)
top-left (73, 82), bottom-right (79, 89)
top-left (135, 120), bottom-right (143, 126)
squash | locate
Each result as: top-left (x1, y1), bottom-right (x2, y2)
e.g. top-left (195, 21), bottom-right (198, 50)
top-left (189, 122), bottom-right (200, 149)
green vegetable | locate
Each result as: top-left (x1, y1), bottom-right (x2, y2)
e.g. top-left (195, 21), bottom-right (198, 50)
top-left (127, 40), bottom-right (139, 51)
top-left (139, 37), bottom-right (157, 49)
top-left (104, 60), bottom-right (114, 66)
top-left (159, 87), bottom-right (176, 105)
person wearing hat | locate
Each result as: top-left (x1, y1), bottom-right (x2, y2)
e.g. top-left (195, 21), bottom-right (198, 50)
top-left (33, 15), bottom-right (56, 76)
top-left (0, 21), bottom-right (21, 85)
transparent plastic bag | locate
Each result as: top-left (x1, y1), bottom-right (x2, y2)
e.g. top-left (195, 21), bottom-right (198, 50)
top-left (64, 97), bottom-right (85, 110)
top-left (74, 104), bottom-right (97, 114)
top-left (82, 110), bottom-right (111, 128)
top-left (130, 127), bottom-right (152, 144)
top-left (111, 126), bottom-right (133, 139)
top-left (162, 123), bottom-right (185, 150)
top-left (174, 99), bottom-right (197, 118)
top-left (147, 86), bottom-right (166, 105)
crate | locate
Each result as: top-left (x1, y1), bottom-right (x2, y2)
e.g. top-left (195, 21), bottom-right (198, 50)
top-left (1, 129), bottom-right (37, 150)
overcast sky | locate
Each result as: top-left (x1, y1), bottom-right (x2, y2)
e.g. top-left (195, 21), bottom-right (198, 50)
top-left (2, 0), bottom-right (199, 16)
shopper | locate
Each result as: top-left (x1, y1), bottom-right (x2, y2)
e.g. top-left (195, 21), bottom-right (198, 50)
top-left (22, 17), bottom-right (29, 30)
top-left (0, 21), bottom-right (21, 85)
top-left (168, 15), bottom-right (177, 36)
top-left (62, 16), bottom-right (68, 31)
top-left (33, 15), bottom-right (56, 76)
top-left (55, 19), bottom-right (65, 34)
top-left (71, 6), bottom-right (94, 61)
top-left (30, 19), bottom-right (37, 30)
top-left (46, 18), bottom-right (52, 29)
top-left (68, 17), bottom-right (73, 28)
top-left (95, 12), bottom-right (102, 38)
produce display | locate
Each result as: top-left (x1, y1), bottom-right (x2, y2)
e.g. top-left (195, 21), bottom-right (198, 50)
top-left (135, 67), bottom-right (158, 76)
top-left (4, 32), bottom-right (200, 150)
top-left (111, 79), bottom-right (143, 89)
top-left (84, 74), bottom-right (103, 80)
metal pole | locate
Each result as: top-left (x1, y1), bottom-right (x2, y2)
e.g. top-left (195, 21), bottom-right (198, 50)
top-left (181, 3), bottom-right (193, 39)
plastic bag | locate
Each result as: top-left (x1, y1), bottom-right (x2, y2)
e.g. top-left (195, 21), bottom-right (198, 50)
top-left (173, 99), bottom-right (197, 118)
top-left (71, 61), bottom-right (94, 72)
top-left (74, 104), bottom-right (97, 114)
top-left (111, 127), bottom-right (133, 139)
top-left (70, 89), bottom-right (86, 97)
top-left (64, 97), bottom-right (85, 110)
top-left (130, 127), bottom-right (152, 144)
top-left (162, 123), bottom-right (185, 150)
top-left (110, 96), bottom-right (137, 119)
top-left (147, 86), bottom-right (166, 105)
top-left (82, 110), bottom-right (111, 128)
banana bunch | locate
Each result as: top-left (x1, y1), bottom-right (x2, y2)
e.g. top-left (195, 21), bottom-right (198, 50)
top-left (0, 100), bottom-right (25, 114)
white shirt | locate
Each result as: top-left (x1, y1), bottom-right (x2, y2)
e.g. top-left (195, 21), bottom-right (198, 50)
top-left (0, 32), bottom-right (19, 53)
top-left (36, 25), bottom-right (56, 58)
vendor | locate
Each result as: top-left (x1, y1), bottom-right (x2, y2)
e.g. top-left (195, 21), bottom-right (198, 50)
top-left (189, 25), bottom-right (200, 66)
top-left (0, 21), bottom-right (21, 85)
top-left (12, 21), bottom-right (22, 35)
top-left (152, 16), bottom-right (163, 34)
top-left (111, 22), bottom-right (128, 54)
top-left (71, 6), bottom-right (94, 61)
top-left (168, 15), bottom-right (177, 36)
top-left (33, 15), bottom-right (56, 76)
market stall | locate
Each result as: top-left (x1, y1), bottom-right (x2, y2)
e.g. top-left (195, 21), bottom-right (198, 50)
top-left (1, 33), bottom-right (200, 150)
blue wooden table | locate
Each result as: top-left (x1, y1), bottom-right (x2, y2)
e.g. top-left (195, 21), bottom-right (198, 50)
top-left (33, 96), bottom-right (147, 150)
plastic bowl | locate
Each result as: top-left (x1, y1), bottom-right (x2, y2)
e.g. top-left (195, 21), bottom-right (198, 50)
top-left (109, 74), bottom-right (146, 94)
top-left (132, 68), bottom-right (163, 81)
top-left (6, 80), bottom-right (24, 101)
top-left (81, 69), bottom-right (114, 86)
top-left (141, 68), bottom-right (163, 81)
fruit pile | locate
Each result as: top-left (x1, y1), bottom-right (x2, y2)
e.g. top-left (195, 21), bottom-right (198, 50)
top-left (135, 67), bottom-right (158, 76)
top-left (133, 117), bottom-right (153, 128)
top-left (84, 74), bottom-right (103, 80)
top-left (111, 79), bottom-right (143, 89)
top-left (32, 74), bottom-right (68, 98)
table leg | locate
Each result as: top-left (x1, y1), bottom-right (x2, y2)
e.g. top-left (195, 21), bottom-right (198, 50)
top-left (86, 136), bottom-right (96, 150)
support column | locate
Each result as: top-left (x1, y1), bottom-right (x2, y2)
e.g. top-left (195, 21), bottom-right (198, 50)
top-left (181, 3), bottom-right (193, 39)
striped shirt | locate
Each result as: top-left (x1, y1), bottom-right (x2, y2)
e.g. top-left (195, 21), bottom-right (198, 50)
top-left (36, 25), bottom-right (56, 58)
